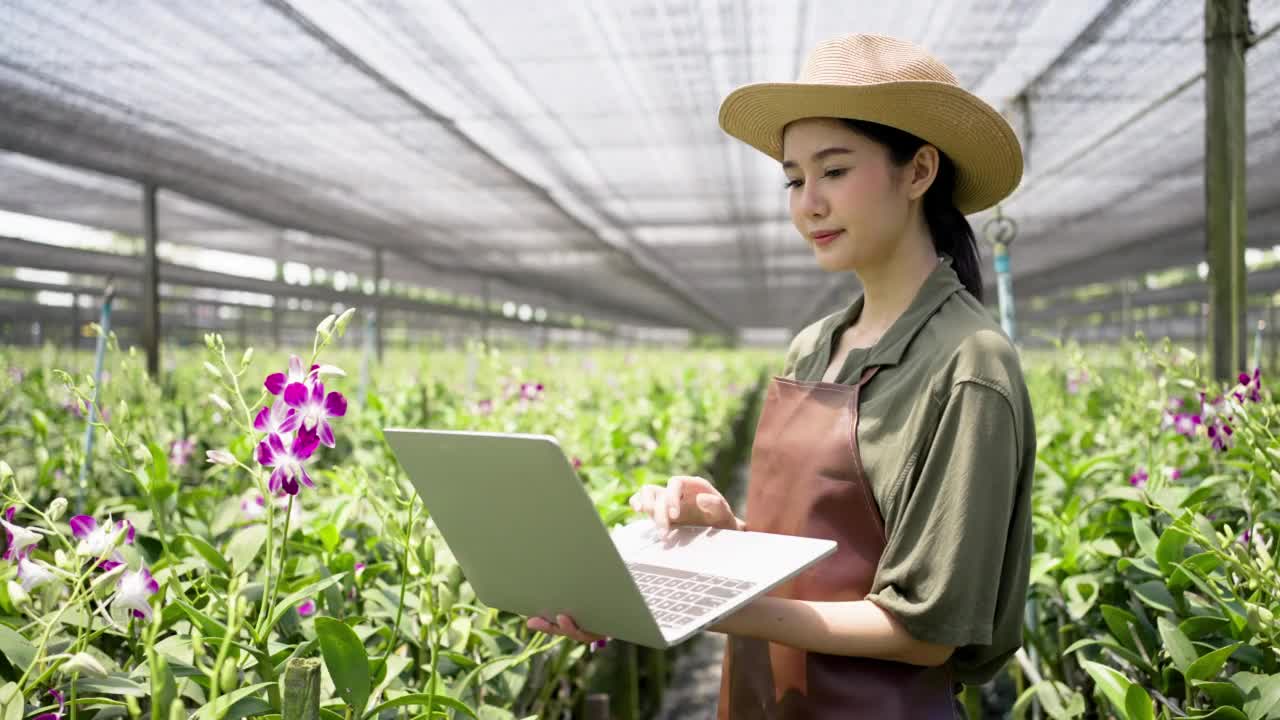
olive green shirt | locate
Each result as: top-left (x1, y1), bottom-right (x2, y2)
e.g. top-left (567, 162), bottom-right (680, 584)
top-left (781, 257), bottom-right (1036, 686)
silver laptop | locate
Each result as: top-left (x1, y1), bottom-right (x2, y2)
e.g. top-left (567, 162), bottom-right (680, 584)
top-left (383, 428), bottom-right (837, 648)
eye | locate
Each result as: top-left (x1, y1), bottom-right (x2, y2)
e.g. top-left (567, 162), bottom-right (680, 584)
top-left (783, 178), bottom-right (803, 189)
top-left (823, 168), bottom-right (847, 179)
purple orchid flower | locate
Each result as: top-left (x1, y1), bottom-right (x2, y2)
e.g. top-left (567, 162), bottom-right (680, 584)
top-left (18, 554), bottom-right (64, 592)
top-left (1128, 468), bottom-right (1148, 488)
top-left (283, 382), bottom-right (347, 448)
top-left (168, 436), bottom-right (196, 468)
top-left (241, 494), bottom-right (267, 520)
top-left (1207, 422), bottom-right (1234, 452)
top-left (70, 514), bottom-right (135, 567)
top-left (257, 430), bottom-right (321, 495)
top-left (296, 599), bottom-right (317, 617)
top-left (31, 689), bottom-right (65, 720)
top-left (253, 398), bottom-right (300, 437)
top-left (519, 382), bottom-right (545, 401)
top-left (265, 355), bottom-right (318, 396)
top-left (112, 567), bottom-right (159, 620)
top-left (1, 507), bottom-right (47, 561)
top-left (1171, 413), bottom-right (1201, 438)
top-left (475, 399), bottom-right (494, 416)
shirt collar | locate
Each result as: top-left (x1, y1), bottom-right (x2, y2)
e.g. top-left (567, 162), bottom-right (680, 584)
top-left (828, 255), bottom-right (966, 369)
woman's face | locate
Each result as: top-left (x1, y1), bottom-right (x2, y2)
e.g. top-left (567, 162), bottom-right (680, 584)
top-left (781, 118), bottom-right (912, 273)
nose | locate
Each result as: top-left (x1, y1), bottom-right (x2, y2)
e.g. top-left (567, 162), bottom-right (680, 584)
top-left (795, 179), bottom-right (828, 219)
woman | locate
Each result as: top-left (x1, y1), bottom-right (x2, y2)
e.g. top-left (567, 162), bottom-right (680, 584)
top-left (529, 33), bottom-right (1036, 719)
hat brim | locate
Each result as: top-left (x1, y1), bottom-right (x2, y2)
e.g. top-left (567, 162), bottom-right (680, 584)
top-left (718, 80), bottom-right (1023, 215)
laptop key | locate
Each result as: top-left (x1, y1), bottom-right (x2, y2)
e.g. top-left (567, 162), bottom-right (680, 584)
top-left (685, 605), bottom-right (707, 616)
top-left (706, 586), bottom-right (738, 599)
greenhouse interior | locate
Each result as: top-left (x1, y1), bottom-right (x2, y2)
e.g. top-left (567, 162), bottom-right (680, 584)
top-left (1, 1), bottom-right (1279, 719)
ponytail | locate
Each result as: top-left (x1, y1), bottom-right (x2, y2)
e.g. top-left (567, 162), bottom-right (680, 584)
top-left (842, 119), bottom-right (985, 302)
top-left (922, 156), bottom-right (983, 302)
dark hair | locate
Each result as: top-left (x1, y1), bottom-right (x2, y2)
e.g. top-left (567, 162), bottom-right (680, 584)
top-left (841, 119), bottom-right (984, 302)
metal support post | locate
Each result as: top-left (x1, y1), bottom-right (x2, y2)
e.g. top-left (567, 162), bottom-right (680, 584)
top-left (78, 281), bottom-right (115, 514)
top-left (983, 209), bottom-right (1019, 342)
top-left (141, 184), bottom-right (161, 377)
top-left (372, 248), bottom-right (384, 364)
top-left (1205, 0), bottom-right (1250, 379)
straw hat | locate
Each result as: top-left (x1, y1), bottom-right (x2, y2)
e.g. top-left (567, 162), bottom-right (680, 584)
top-left (718, 33), bottom-right (1023, 215)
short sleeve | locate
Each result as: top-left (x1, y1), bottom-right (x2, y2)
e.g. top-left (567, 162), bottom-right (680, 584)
top-left (864, 380), bottom-right (1027, 649)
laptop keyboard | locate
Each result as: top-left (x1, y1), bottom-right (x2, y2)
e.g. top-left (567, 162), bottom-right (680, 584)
top-left (626, 562), bottom-right (757, 629)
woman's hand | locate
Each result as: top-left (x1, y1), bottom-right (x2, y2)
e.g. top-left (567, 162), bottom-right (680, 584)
top-left (629, 475), bottom-right (745, 531)
top-left (526, 614), bottom-right (608, 649)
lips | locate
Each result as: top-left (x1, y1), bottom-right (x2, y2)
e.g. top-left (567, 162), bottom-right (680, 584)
top-left (811, 230), bottom-right (843, 248)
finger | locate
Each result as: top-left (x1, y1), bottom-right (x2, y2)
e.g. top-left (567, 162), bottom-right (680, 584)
top-left (630, 485), bottom-right (657, 513)
top-left (653, 489), bottom-right (670, 530)
top-left (666, 476), bottom-right (689, 523)
top-left (557, 615), bottom-right (593, 643)
top-left (558, 615), bottom-right (607, 644)
top-left (695, 492), bottom-right (726, 523)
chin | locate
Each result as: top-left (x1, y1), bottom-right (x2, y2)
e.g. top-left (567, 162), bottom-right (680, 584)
top-left (812, 248), bottom-right (858, 273)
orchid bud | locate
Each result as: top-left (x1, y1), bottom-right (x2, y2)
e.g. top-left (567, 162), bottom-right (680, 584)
top-left (334, 308), bottom-right (357, 337)
top-left (206, 450), bottom-right (236, 467)
top-left (126, 696), bottom-right (142, 719)
top-left (316, 314), bottom-right (336, 339)
top-left (219, 662), bottom-right (237, 694)
top-left (0, 461), bottom-right (11, 482)
top-left (169, 699), bottom-right (185, 720)
top-left (48, 497), bottom-right (67, 522)
top-left (240, 348), bottom-right (254, 370)
top-left (203, 361), bottom-right (222, 379)
top-left (191, 626), bottom-right (205, 659)
top-left (6, 580), bottom-right (29, 608)
top-left (209, 393), bottom-right (232, 412)
top-left (63, 652), bottom-right (110, 677)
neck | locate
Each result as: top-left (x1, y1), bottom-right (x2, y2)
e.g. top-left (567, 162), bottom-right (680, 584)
top-left (851, 229), bottom-right (939, 333)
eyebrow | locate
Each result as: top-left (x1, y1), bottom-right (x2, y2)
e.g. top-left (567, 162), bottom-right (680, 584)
top-left (781, 147), bottom-right (854, 170)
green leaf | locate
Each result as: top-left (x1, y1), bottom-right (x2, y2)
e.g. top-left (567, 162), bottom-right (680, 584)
top-left (224, 697), bottom-right (273, 720)
top-left (1081, 658), bottom-right (1134, 720)
top-left (1063, 574), bottom-right (1100, 621)
top-left (265, 575), bottom-right (345, 633)
top-left (1132, 516), bottom-right (1160, 557)
top-left (191, 683), bottom-right (273, 720)
top-left (1062, 638), bottom-right (1154, 676)
top-left (178, 534), bottom-right (233, 576)
top-left (227, 525), bottom-right (269, 575)
top-left (1193, 680), bottom-right (1245, 709)
top-left (1101, 605), bottom-right (1141, 651)
top-left (146, 441), bottom-right (177, 502)
top-left (0, 624), bottom-right (36, 669)
top-left (1156, 524), bottom-right (1191, 575)
top-left (0, 682), bottom-right (22, 720)
top-left (318, 523), bottom-right (341, 553)
top-left (1170, 552), bottom-right (1221, 593)
top-left (316, 617), bottom-right (370, 714)
top-left (1158, 617), bottom-right (1198, 672)
top-left (1184, 708), bottom-right (1249, 720)
top-left (1125, 684), bottom-right (1155, 720)
top-left (1012, 681), bottom-right (1085, 720)
top-left (478, 707), bottom-right (516, 720)
top-left (1134, 581), bottom-right (1176, 613)
top-left (363, 693), bottom-right (477, 719)
top-left (1232, 672), bottom-right (1280, 720)
top-left (1188, 643), bottom-right (1243, 681)
top-left (76, 674), bottom-right (148, 697)
top-left (1181, 615), bottom-right (1231, 639)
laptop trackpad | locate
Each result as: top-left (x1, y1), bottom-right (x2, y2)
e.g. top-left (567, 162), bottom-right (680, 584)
top-left (614, 519), bottom-right (830, 584)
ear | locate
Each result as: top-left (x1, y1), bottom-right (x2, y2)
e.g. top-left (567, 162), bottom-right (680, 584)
top-left (906, 145), bottom-right (940, 201)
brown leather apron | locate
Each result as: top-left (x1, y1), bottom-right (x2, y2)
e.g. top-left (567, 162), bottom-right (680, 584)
top-left (717, 368), bottom-right (957, 719)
